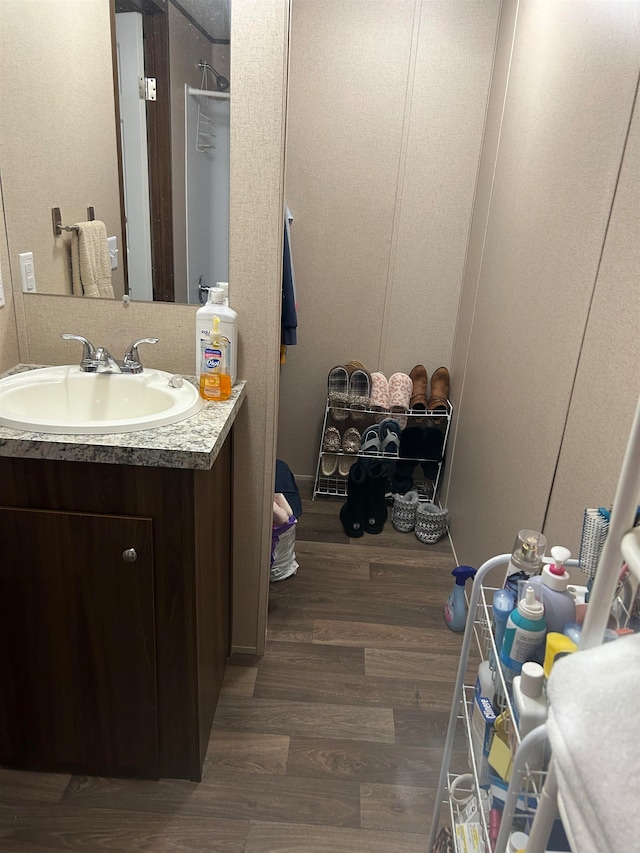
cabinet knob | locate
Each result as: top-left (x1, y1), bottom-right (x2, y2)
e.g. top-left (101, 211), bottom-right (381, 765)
top-left (122, 548), bottom-right (138, 562)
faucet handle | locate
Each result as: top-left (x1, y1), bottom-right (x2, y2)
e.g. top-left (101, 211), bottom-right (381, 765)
top-left (61, 334), bottom-right (97, 368)
top-left (122, 337), bottom-right (159, 373)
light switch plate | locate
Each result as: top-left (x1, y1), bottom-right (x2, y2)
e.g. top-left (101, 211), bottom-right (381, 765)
top-left (19, 251), bottom-right (37, 293)
top-left (108, 236), bottom-right (118, 270)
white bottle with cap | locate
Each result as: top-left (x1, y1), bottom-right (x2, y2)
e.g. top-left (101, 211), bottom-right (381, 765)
top-left (507, 831), bottom-right (529, 853)
top-left (527, 546), bottom-right (576, 635)
top-left (512, 661), bottom-right (548, 768)
top-left (195, 287), bottom-right (238, 385)
top-left (499, 586), bottom-right (546, 673)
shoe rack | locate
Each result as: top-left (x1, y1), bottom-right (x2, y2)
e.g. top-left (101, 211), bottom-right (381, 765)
top-left (313, 399), bottom-right (453, 501)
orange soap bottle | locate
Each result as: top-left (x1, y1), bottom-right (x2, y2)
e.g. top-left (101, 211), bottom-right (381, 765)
top-left (199, 316), bottom-right (231, 401)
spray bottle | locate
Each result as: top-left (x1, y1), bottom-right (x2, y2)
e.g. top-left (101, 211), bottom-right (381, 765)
top-left (444, 566), bottom-right (477, 632)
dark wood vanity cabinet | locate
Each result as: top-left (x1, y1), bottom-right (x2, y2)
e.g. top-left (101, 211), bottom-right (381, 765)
top-left (0, 435), bottom-right (232, 781)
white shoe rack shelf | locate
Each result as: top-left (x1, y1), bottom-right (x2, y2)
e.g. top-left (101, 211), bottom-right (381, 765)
top-left (312, 399), bottom-right (453, 502)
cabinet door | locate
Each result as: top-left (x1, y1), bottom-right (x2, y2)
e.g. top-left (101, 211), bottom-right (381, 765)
top-left (0, 507), bottom-right (158, 777)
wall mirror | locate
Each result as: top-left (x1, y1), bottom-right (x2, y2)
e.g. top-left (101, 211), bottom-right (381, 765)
top-left (0, 0), bottom-right (230, 305)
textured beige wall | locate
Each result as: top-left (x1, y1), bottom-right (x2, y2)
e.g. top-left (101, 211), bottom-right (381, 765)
top-left (0, 0), bottom-right (125, 299)
top-left (5, 0), bottom-right (289, 656)
top-left (444, 0), bottom-right (640, 567)
top-left (544, 91), bottom-right (640, 553)
top-left (278, 0), bottom-right (500, 479)
top-left (228, 0), bottom-right (289, 654)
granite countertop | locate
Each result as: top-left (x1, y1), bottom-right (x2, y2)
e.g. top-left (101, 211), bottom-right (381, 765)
top-left (0, 365), bottom-right (246, 470)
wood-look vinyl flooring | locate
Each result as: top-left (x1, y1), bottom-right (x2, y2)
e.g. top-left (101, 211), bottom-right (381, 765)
top-left (0, 495), bottom-right (472, 851)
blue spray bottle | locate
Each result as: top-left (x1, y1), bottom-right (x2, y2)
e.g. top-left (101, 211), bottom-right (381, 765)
top-left (444, 566), bottom-right (477, 631)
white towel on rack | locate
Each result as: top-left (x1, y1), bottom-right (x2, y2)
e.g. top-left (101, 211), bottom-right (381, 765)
top-left (546, 633), bottom-right (640, 852)
top-left (70, 220), bottom-right (114, 298)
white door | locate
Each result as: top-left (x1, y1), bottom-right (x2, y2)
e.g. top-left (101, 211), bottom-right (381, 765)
top-left (115, 12), bottom-right (154, 302)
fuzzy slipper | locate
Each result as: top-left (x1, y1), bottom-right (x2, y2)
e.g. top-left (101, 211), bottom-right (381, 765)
top-left (370, 372), bottom-right (390, 419)
top-left (327, 365), bottom-right (349, 421)
top-left (392, 490), bottom-right (419, 532)
top-left (322, 425), bottom-right (341, 453)
top-left (342, 427), bottom-right (361, 455)
top-left (348, 367), bottom-right (372, 414)
top-left (415, 502), bottom-right (449, 544)
top-left (320, 454), bottom-right (338, 476)
top-left (388, 372), bottom-right (412, 428)
top-left (378, 418), bottom-right (401, 457)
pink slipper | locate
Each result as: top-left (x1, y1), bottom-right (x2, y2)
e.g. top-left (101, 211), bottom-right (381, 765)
top-left (370, 372), bottom-right (390, 422)
top-left (388, 372), bottom-right (412, 428)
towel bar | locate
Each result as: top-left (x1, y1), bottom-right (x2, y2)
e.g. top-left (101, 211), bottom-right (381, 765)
top-left (52, 206), bottom-right (96, 237)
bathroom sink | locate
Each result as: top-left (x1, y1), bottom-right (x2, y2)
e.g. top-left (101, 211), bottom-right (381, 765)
top-left (0, 366), bottom-right (203, 434)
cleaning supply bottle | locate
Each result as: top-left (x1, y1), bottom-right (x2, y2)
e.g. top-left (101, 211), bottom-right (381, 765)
top-left (199, 316), bottom-right (231, 401)
top-left (195, 287), bottom-right (238, 384)
top-left (512, 661), bottom-right (548, 767)
top-left (505, 529), bottom-right (547, 578)
top-left (499, 585), bottom-right (546, 673)
top-left (526, 546), bottom-right (576, 635)
top-left (492, 588), bottom-right (515, 657)
top-left (444, 566), bottom-right (477, 632)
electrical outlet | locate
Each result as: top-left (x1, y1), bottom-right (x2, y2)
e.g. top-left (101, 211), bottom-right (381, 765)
top-left (19, 251), bottom-right (37, 293)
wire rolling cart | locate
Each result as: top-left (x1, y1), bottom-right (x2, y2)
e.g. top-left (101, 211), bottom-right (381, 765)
top-left (429, 396), bottom-right (640, 853)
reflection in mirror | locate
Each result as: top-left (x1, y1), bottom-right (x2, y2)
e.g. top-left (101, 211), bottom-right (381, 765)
top-left (0, 0), bottom-right (230, 305)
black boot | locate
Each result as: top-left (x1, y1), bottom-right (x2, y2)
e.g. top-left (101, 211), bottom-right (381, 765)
top-left (421, 426), bottom-right (445, 480)
top-left (364, 461), bottom-right (389, 534)
top-left (340, 460), bottom-right (367, 538)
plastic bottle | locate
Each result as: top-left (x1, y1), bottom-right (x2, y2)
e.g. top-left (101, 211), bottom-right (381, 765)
top-left (507, 831), bottom-right (529, 853)
top-left (199, 316), bottom-right (231, 401)
top-left (444, 566), bottom-right (477, 631)
top-left (195, 287), bottom-right (238, 384)
top-left (512, 661), bottom-right (547, 767)
top-left (505, 529), bottom-right (547, 578)
top-left (493, 588), bottom-right (515, 655)
top-left (499, 585), bottom-right (546, 673)
top-left (526, 546), bottom-right (576, 635)
top-left (216, 281), bottom-right (230, 306)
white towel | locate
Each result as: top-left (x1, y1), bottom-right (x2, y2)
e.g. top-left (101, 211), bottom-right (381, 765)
top-left (546, 633), bottom-right (640, 852)
top-left (70, 220), bottom-right (114, 298)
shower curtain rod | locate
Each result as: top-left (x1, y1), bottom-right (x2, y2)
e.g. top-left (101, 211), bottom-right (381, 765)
top-left (188, 86), bottom-right (230, 100)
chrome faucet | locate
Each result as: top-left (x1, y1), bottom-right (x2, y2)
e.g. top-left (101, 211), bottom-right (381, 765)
top-left (120, 338), bottom-right (159, 374)
top-left (61, 334), bottom-right (159, 374)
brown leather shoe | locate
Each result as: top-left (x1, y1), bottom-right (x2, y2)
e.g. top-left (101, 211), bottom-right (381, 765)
top-left (409, 364), bottom-right (429, 411)
top-left (427, 367), bottom-right (450, 412)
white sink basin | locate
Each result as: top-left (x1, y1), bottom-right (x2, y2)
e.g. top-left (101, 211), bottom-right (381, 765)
top-left (0, 366), bottom-right (203, 434)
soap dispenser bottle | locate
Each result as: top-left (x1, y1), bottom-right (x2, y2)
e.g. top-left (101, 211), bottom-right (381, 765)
top-left (444, 566), bottom-right (477, 632)
top-left (195, 287), bottom-right (238, 384)
top-left (526, 546), bottom-right (576, 635)
top-left (199, 316), bottom-right (231, 401)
